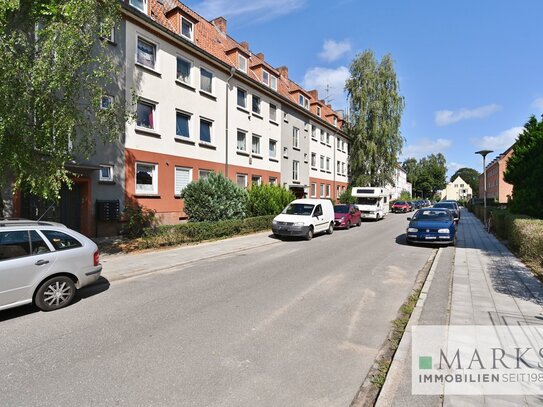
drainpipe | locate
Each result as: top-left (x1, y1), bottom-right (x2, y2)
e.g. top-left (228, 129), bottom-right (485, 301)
top-left (225, 67), bottom-right (236, 178)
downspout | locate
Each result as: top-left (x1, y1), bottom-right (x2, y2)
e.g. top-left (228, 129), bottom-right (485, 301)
top-left (225, 67), bottom-right (236, 178)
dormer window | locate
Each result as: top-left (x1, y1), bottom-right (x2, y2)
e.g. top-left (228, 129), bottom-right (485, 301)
top-left (316, 106), bottom-right (321, 117)
top-left (299, 94), bottom-right (309, 109)
top-left (181, 17), bottom-right (194, 41)
top-left (333, 116), bottom-right (338, 127)
top-left (262, 70), bottom-right (270, 86)
top-left (238, 54), bottom-right (247, 72)
top-left (270, 76), bottom-right (277, 90)
top-left (130, 0), bottom-right (147, 14)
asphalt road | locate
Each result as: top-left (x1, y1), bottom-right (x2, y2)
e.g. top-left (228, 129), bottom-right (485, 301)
top-left (0, 213), bottom-right (436, 407)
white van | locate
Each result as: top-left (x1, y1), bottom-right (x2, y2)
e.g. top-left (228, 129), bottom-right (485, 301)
top-left (272, 199), bottom-right (335, 240)
top-left (351, 187), bottom-right (390, 220)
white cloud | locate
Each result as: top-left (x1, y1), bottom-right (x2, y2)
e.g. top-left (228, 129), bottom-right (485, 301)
top-left (532, 98), bottom-right (543, 112)
top-left (472, 127), bottom-right (523, 151)
top-left (318, 39), bottom-right (352, 62)
top-left (435, 104), bottom-right (501, 126)
top-left (302, 66), bottom-right (350, 110)
top-left (447, 162), bottom-right (466, 173)
top-left (401, 138), bottom-right (452, 159)
top-left (189, 0), bottom-right (305, 23)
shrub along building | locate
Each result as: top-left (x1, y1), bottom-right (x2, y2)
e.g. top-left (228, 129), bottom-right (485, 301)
top-left (12, 0), bottom-right (350, 236)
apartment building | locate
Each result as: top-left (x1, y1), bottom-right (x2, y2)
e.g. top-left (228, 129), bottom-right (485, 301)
top-left (388, 165), bottom-right (412, 200)
top-left (13, 0), bottom-right (350, 236)
top-left (440, 176), bottom-right (472, 201)
top-left (478, 144), bottom-right (514, 203)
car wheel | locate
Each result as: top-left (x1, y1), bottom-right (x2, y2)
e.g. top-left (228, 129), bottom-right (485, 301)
top-left (376, 214), bottom-right (380, 221)
top-left (305, 226), bottom-right (314, 241)
top-left (35, 276), bottom-right (76, 311)
top-left (347, 220), bottom-right (351, 229)
top-left (326, 222), bottom-right (334, 235)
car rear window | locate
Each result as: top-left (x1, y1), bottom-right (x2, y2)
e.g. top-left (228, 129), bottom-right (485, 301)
top-left (0, 230), bottom-right (30, 260)
top-left (42, 230), bottom-right (82, 251)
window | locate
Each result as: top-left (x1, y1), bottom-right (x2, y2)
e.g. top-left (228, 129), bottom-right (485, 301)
top-left (176, 57), bottom-right (191, 84)
top-left (337, 160), bottom-right (341, 174)
top-left (175, 167), bottom-right (192, 195)
top-left (311, 153), bottom-right (316, 168)
top-left (292, 127), bottom-right (300, 149)
top-left (176, 111), bottom-right (191, 139)
top-left (252, 95), bottom-right (261, 115)
top-left (252, 134), bottom-right (261, 155)
top-left (283, 112), bottom-right (288, 122)
top-left (200, 68), bottom-right (213, 93)
top-left (252, 175), bottom-right (262, 186)
top-left (311, 183), bottom-right (317, 198)
top-left (326, 133), bottom-right (330, 145)
top-left (314, 205), bottom-right (323, 217)
top-left (99, 165), bottom-right (113, 182)
top-left (136, 37), bottom-right (156, 69)
top-left (298, 94), bottom-right (309, 109)
top-left (337, 139), bottom-right (342, 151)
top-left (269, 104), bottom-right (277, 122)
top-left (42, 230), bottom-right (82, 251)
top-left (237, 174), bottom-right (247, 188)
top-left (334, 116), bottom-right (338, 127)
top-left (181, 17), bottom-right (193, 41)
top-left (269, 177), bottom-right (277, 186)
top-left (283, 146), bottom-right (288, 158)
top-left (199, 119), bottom-right (212, 143)
top-left (136, 100), bottom-right (155, 130)
top-left (237, 130), bottom-right (246, 151)
top-left (304, 153), bottom-right (308, 163)
top-left (317, 106), bottom-right (321, 117)
top-left (0, 231), bottom-right (30, 260)
top-left (269, 139), bottom-right (277, 158)
top-left (135, 162), bottom-right (157, 194)
top-left (101, 95), bottom-right (113, 110)
top-left (199, 169), bottom-right (211, 179)
top-left (293, 160), bottom-right (299, 181)
top-left (238, 54), bottom-right (247, 72)
top-left (129, 0), bottom-right (147, 13)
top-left (320, 184), bottom-right (325, 198)
top-left (343, 141), bottom-right (348, 153)
top-left (326, 184), bottom-right (331, 197)
top-left (326, 157), bottom-right (331, 172)
top-left (321, 130), bottom-right (326, 143)
top-left (320, 155), bottom-right (325, 170)
top-left (342, 162), bottom-right (346, 175)
top-left (270, 76), bottom-right (277, 90)
top-left (237, 88), bottom-right (247, 109)
top-left (311, 125), bottom-right (316, 140)
top-left (262, 70), bottom-right (269, 86)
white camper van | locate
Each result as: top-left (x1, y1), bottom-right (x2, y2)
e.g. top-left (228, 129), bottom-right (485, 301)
top-left (351, 187), bottom-right (389, 220)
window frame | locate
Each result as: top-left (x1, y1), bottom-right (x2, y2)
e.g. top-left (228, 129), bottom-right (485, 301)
top-left (251, 134), bottom-right (261, 156)
top-left (199, 118), bottom-right (213, 144)
top-left (238, 54), bottom-right (247, 72)
top-left (237, 87), bottom-right (247, 109)
top-left (135, 162), bottom-right (158, 195)
top-left (237, 173), bottom-right (248, 189)
top-left (292, 160), bottom-right (299, 181)
top-left (136, 36), bottom-right (157, 71)
top-left (180, 16), bottom-right (194, 42)
top-left (252, 95), bottom-right (261, 115)
top-left (100, 95), bottom-right (113, 110)
top-left (311, 152), bottom-right (317, 168)
top-left (174, 166), bottom-right (192, 196)
top-left (269, 139), bottom-right (277, 158)
top-left (292, 127), bottom-right (300, 149)
top-left (236, 129), bottom-right (247, 152)
top-left (269, 103), bottom-right (277, 122)
top-left (252, 175), bottom-right (262, 187)
top-left (99, 165), bottom-right (114, 182)
top-left (176, 55), bottom-right (193, 85)
top-left (175, 110), bottom-right (192, 140)
top-left (199, 67), bottom-right (214, 94)
top-left (135, 99), bottom-right (157, 131)
top-left (129, 0), bottom-right (147, 14)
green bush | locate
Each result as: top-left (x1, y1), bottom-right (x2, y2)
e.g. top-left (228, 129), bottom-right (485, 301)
top-left (338, 188), bottom-right (356, 204)
top-left (122, 203), bottom-right (157, 238)
top-left (181, 172), bottom-right (248, 222)
top-left (140, 215), bottom-right (275, 249)
top-left (247, 184), bottom-right (295, 217)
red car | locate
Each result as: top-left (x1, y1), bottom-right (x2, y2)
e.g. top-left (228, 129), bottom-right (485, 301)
top-left (392, 201), bottom-right (410, 213)
top-left (334, 204), bottom-right (362, 229)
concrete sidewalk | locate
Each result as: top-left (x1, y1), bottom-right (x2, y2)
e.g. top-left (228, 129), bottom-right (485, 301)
top-left (99, 231), bottom-right (279, 282)
top-left (377, 209), bottom-right (543, 406)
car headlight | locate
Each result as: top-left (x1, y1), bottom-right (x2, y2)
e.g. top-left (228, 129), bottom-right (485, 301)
top-left (438, 228), bottom-right (450, 234)
top-left (293, 222), bottom-right (305, 227)
top-left (407, 227), bottom-right (418, 233)
top-left (340, 217), bottom-right (345, 221)
top-left (272, 220), bottom-right (278, 225)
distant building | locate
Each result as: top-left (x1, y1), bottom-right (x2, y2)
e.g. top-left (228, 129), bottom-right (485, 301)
top-left (478, 144), bottom-right (514, 203)
top-left (388, 165), bottom-right (412, 200)
top-left (441, 176), bottom-right (472, 201)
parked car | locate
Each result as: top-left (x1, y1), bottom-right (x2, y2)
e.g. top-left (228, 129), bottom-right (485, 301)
top-left (334, 204), bottom-right (362, 229)
top-left (392, 201), bottom-right (410, 213)
top-left (272, 199), bottom-right (335, 240)
top-left (0, 220), bottom-right (102, 312)
top-left (406, 208), bottom-right (457, 246)
top-left (433, 201), bottom-right (460, 222)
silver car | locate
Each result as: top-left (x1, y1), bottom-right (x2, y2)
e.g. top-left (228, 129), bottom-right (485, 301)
top-left (0, 220), bottom-right (102, 312)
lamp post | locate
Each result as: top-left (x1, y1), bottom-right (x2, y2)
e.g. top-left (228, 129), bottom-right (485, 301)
top-left (475, 149), bottom-right (493, 231)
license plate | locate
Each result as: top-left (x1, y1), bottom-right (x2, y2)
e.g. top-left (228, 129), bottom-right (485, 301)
top-left (425, 236), bottom-right (436, 240)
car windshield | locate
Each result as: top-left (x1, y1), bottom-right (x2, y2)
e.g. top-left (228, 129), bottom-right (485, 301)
top-left (334, 205), bottom-right (350, 214)
top-left (356, 197), bottom-right (377, 205)
top-left (394, 201), bottom-right (405, 205)
top-left (284, 203), bottom-right (315, 216)
top-left (434, 202), bottom-right (454, 209)
top-left (413, 210), bottom-right (451, 221)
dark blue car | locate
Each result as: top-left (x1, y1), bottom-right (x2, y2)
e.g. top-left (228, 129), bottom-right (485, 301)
top-left (406, 208), bottom-right (457, 246)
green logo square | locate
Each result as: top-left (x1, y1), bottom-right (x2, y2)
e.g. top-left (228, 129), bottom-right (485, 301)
top-left (419, 356), bottom-right (432, 370)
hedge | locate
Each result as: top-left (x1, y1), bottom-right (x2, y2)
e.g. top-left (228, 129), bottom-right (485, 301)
top-left (139, 215), bottom-right (275, 249)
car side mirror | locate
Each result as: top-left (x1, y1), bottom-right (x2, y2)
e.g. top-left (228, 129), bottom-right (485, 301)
top-left (407, 217), bottom-right (412, 221)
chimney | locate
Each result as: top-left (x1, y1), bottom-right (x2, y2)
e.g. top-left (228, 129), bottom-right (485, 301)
top-left (211, 17), bottom-right (227, 34)
top-left (256, 52), bottom-right (265, 61)
top-left (277, 66), bottom-right (288, 79)
top-left (327, 104), bottom-right (332, 109)
top-left (240, 41), bottom-right (249, 50)
top-left (308, 90), bottom-right (318, 100)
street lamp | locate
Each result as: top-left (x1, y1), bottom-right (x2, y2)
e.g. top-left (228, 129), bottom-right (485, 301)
top-left (475, 149), bottom-right (493, 231)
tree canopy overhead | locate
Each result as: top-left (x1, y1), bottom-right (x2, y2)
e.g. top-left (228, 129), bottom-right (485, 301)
top-left (0, 0), bottom-right (126, 203)
top-left (345, 50), bottom-right (405, 187)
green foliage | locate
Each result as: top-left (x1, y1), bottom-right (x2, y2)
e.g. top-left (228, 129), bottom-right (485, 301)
top-left (0, 0), bottom-right (127, 201)
top-left (450, 167), bottom-right (480, 197)
top-left (140, 215), bottom-right (275, 249)
top-left (399, 190), bottom-right (412, 201)
top-left (338, 188), bottom-right (356, 204)
top-left (122, 203), bottom-right (157, 238)
top-left (181, 172), bottom-right (248, 222)
top-left (345, 50), bottom-right (405, 187)
top-left (402, 154), bottom-right (447, 198)
top-left (504, 116), bottom-right (543, 218)
top-left (247, 184), bottom-right (295, 217)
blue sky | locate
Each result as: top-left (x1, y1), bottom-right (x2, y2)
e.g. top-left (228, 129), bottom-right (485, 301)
top-left (184, 0), bottom-right (543, 179)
